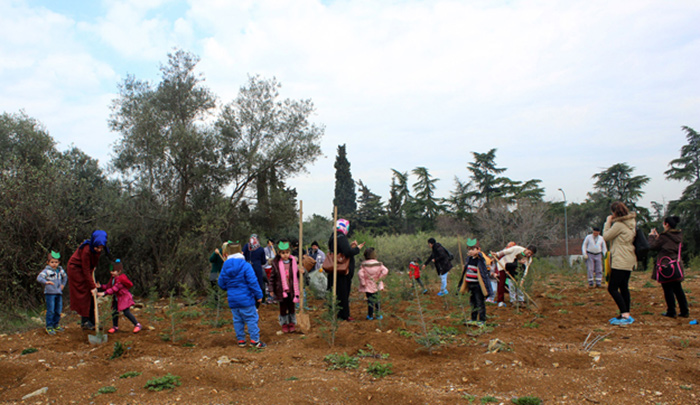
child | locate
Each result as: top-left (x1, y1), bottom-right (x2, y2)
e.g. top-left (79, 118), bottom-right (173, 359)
top-left (97, 259), bottom-right (142, 334)
top-left (491, 243), bottom-right (537, 307)
top-left (37, 251), bottom-right (68, 335)
top-left (218, 243), bottom-right (265, 347)
top-left (269, 240), bottom-right (300, 333)
top-left (359, 248), bottom-right (389, 320)
top-left (458, 239), bottom-right (493, 324)
top-left (408, 258), bottom-right (427, 294)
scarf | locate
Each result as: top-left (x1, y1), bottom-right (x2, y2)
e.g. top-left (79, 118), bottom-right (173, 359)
top-left (277, 257), bottom-right (300, 303)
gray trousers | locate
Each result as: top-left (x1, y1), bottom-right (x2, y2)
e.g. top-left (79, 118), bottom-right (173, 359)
top-left (586, 253), bottom-right (603, 285)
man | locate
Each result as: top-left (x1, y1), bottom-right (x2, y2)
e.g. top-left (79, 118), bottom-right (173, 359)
top-left (421, 237), bottom-right (454, 296)
top-left (582, 227), bottom-right (607, 288)
top-left (307, 241), bottom-right (326, 273)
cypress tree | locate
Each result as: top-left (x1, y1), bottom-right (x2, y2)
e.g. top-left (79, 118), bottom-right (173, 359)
top-left (333, 144), bottom-right (356, 218)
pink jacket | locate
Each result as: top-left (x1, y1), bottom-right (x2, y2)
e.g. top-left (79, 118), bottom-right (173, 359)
top-left (101, 274), bottom-right (135, 312)
top-left (358, 260), bottom-right (389, 293)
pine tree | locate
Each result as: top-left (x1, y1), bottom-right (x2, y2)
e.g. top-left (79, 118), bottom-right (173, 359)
top-left (333, 144), bottom-right (356, 218)
top-left (355, 180), bottom-right (387, 234)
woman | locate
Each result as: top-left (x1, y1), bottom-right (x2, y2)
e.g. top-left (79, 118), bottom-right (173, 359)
top-left (243, 234), bottom-right (268, 305)
top-left (67, 230), bottom-right (108, 329)
top-left (648, 216), bottom-right (689, 318)
top-left (327, 219), bottom-right (363, 321)
top-left (602, 201), bottom-right (637, 325)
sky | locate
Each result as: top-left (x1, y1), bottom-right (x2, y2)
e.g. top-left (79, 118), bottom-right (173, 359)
top-left (2, 0), bottom-right (699, 218)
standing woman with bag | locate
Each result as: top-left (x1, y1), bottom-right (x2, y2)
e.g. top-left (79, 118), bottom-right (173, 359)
top-left (648, 216), bottom-right (689, 318)
top-left (602, 201), bottom-right (637, 325)
top-left (326, 219), bottom-right (363, 321)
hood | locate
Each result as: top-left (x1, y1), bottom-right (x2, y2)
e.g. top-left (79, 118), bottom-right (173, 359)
top-left (662, 229), bottom-right (683, 244)
top-left (612, 212), bottom-right (637, 229)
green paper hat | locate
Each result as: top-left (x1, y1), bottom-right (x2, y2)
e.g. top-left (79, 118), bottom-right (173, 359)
top-left (278, 241), bottom-right (290, 251)
top-left (466, 238), bottom-right (478, 247)
top-left (50, 251), bottom-right (61, 259)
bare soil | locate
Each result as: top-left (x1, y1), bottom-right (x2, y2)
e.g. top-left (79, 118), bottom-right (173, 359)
top-left (1, 272), bottom-right (698, 404)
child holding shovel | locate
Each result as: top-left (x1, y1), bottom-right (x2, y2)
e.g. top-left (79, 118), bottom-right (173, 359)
top-left (97, 259), bottom-right (142, 334)
top-left (458, 239), bottom-right (493, 324)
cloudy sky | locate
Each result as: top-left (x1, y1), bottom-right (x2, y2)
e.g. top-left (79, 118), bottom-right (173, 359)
top-left (2, 0), bottom-right (699, 217)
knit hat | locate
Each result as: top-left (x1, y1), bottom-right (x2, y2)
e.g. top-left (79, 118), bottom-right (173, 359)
top-left (336, 219), bottom-right (350, 235)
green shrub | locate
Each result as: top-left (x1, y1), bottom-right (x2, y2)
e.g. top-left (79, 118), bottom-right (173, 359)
top-left (119, 371), bottom-right (142, 379)
top-left (109, 341), bottom-right (126, 360)
top-left (365, 362), bottom-right (393, 378)
top-left (512, 396), bottom-right (542, 405)
top-left (481, 396), bottom-right (498, 403)
top-left (323, 353), bottom-right (359, 370)
top-left (96, 386), bottom-right (116, 395)
top-left (144, 374), bottom-right (181, 391)
top-left (21, 347), bottom-right (38, 355)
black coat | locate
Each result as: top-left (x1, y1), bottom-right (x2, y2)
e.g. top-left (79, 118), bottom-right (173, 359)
top-left (425, 242), bottom-right (453, 275)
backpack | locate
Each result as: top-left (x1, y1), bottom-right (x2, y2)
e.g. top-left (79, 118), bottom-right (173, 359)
top-left (633, 227), bottom-right (649, 260)
top-left (444, 247), bottom-right (455, 262)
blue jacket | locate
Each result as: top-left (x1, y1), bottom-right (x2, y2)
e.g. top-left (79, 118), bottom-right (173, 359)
top-left (218, 254), bottom-right (263, 308)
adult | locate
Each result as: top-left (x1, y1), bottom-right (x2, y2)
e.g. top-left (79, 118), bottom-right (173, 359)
top-left (582, 227), bottom-right (607, 288)
top-left (603, 201), bottom-right (637, 325)
top-left (307, 241), bottom-right (326, 273)
top-left (421, 237), bottom-right (454, 296)
top-left (67, 230), bottom-right (108, 329)
top-left (648, 216), bottom-right (689, 318)
top-left (327, 219), bottom-right (363, 321)
top-left (243, 234), bottom-right (268, 305)
top-left (264, 239), bottom-right (276, 263)
top-left (491, 244), bottom-right (536, 307)
top-left (208, 242), bottom-right (226, 289)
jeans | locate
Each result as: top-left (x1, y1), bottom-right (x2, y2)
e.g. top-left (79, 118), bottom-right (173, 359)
top-left (45, 294), bottom-right (62, 328)
top-left (439, 273), bottom-right (448, 292)
top-left (468, 283), bottom-right (486, 321)
top-left (366, 292), bottom-right (380, 318)
top-left (231, 306), bottom-right (260, 343)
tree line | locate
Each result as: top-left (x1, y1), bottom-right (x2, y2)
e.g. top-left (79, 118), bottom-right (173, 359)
top-left (2, 49), bottom-right (698, 310)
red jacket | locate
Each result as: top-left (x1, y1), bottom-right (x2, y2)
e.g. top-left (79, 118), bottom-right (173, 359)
top-left (67, 244), bottom-right (101, 317)
top-left (408, 262), bottom-right (421, 279)
top-left (101, 274), bottom-right (135, 312)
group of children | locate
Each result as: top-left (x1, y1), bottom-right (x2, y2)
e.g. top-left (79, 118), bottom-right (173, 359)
top-left (37, 252), bottom-right (141, 336)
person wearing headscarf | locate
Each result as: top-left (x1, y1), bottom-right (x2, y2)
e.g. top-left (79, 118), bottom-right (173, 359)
top-left (327, 219), bottom-right (364, 321)
top-left (67, 230), bottom-right (108, 329)
top-left (243, 234), bottom-right (268, 306)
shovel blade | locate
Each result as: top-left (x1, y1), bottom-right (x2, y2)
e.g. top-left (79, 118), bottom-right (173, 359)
top-left (297, 313), bottom-right (311, 334)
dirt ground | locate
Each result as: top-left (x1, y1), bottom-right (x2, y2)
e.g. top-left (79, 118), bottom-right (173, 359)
top-left (1, 271), bottom-right (698, 405)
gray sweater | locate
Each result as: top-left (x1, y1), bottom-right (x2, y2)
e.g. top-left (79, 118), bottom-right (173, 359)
top-left (37, 265), bottom-right (67, 295)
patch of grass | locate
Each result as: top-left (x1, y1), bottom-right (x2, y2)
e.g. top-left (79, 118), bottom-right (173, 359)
top-left (512, 396), bottom-right (542, 405)
top-left (119, 371), bottom-right (142, 379)
top-left (434, 325), bottom-right (461, 336)
top-left (144, 374), bottom-right (181, 391)
top-left (545, 293), bottom-right (564, 300)
top-left (365, 362), bottom-right (393, 378)
top-left (558, 309), bottom-right (569, 314)
top-left (182, 342), bottom-right (196, 348)
top-left (641, 311), bottom-right (654, 315)
top-left (481, 395), bottom-right (498, 403)
top-left (593, 302), bottom-right (602, 306)
top-left (523, 321), bottom-right (539, 329)
top-left (21, 347), bottom-right (38, 355)
top-left (463, 394), bottom-right (476, 402)
top-left (642, 281), bottom-right (655, 288)
top-left (397, 328), bottom-right (412, 338)
top-left (680, 385), bottom-right (692, 390)
top-left (552, 302), bottom-right (564, 307)
top-left (357, 344), bottom-right (389, 359)
top-left (324, 352), bottom-right (359, 370)
top-left (96, 386), bottom-right (116, 395)
top-left (572, 302), bottom-right (586, 306)
top-left (285, 376), bottom-right (299, 381)
top-left (680, 339), bottom-right (690, 349)
top-left (180, 310), bottom-right (202, 319)
top-left (109, 341), bottom-right (126, 360)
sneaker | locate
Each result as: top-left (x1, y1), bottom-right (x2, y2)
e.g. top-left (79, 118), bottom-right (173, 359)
top-left (238, 340), bottom-right (246, 347)
top-left (422, 289), bottom-right (428, 294)
top-left (485, 297), bottom-right (495, 304)
top-left (498, 302), bottom-right (506, 308)
top-left (250, 341), bottom-right (267, 348)
top-left (108, 327), bottom-right (118, 334)
top-left (46, 327), bottom-right (56, 336)
top-left (288, 324), bottom-right (296, 333)
top-left (133, 323), bottom-right (142, 333)
top-left (366, 315), bottom-right (373, 320)
top-left (375, 315), bottom-right (383, 320)
top-left (596, 283), bottom-right (602, 288)
top-left (54, 326), bottom-right (65, 332)
top-left (281, 324), bottom-right (290, 333)
top-left (618, 317), bottom-right (634, 325)
top-left (609, 316), bottom-right (623, 324)
top-left (437, 291), bottom-right (444, 296)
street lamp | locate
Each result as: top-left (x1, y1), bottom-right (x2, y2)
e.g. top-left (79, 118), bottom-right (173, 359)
top-left (558, 188), bottom-right (569, 266)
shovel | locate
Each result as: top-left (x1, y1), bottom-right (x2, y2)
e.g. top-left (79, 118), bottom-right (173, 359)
top-left (296, 200), bottom-right (311, 333)
top-left (88, 289), bottom-right (107, 344)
